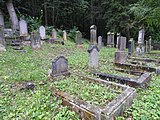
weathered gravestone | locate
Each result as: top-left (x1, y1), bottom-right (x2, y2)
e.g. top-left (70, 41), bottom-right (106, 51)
top-left (145, 41), bottom-right (149, 53)
top-left (19, 19), bottom-right (28, 36)
top-left (107, 32), bottom-right (111, 47)
top-left (98, 36), bottom-right (102, 49)
top-left (75, 31), bottom-right (83, 48)
top-left (149, 36), bottom-right (152, 52)
top-left (63, 30), bottom-right (67, 41)
top-left (115, 37), bottom-right (127, 64)
top-left (90, 25), bottom-right (97, 45)
top-left (128, 38), bottom-right (135, 56)
top-left (31, 31), bottom-right (41, 50)
top-left (39, 26), bottom-right (46, 40)
top-left (116, 33), bottom-right (120, 48)
top-left (0, 9), bottom-right (6, 50)
top-left (111, 32), bottom-right (115, 47)
top-left (88, 45), bottom-right (99, 68)
top-left (51, 56), bottom-right (69, 77)
top-left (52, 29), bottom-right (57, 41)
top-left (138, 28), bottom-right (145, 45)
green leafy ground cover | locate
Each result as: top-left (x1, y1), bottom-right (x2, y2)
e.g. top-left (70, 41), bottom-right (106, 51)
top-left (0, 40), bottom-right (160, 119)
top-left (53, 75), bottom-right (122, 106)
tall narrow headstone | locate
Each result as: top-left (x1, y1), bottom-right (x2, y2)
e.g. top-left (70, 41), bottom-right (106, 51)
top-left (0, 10), bottom-right (4, 26)
top-left (0, 25), bottom-right (6, 52)
top-left (52, 29), bottom-right (57, 41)
top-left (115, 36), bottom-right (127, 64)
top-left (63, 30), bottom-right (67, 41)
top-left (75, 31), bottom-right (83, 48)
top-left (145, 41), bottom-right (149, 53)
top-left (90, 25), bottom-right (97, 45)
top-left (88, 45), bottom-right (99, 68)
top-left (98, 36), bottom-right (102, 49)
top-left (116, 33), bottom-right (120, 48)
top-left (138, 28), bottom-right (145, 44)
top-left (128, 38), bottom-right (135, 56)
top-left (111, 32), bottom-right (115, 47)
top-left (107, 32), bottom-right (111, 47)
top-left (149, 36), bottom-right (152, 52)
top-left (31, 31), bottom-right (41, 50)
top-left (19, 19), bottom-right (28, 36)
top-left (39, 26), bottom-right (46, 40)
top-left (51, 56), bottom-right (69, 78)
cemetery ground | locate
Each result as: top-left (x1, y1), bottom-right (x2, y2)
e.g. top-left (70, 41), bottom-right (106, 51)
top-left (0, 40), bottom-right (160, 120)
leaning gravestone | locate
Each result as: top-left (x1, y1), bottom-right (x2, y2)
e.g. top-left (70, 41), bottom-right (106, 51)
top-left (39, 26), bottom-right (46, 40)
top-left (98, 36), bottom-right (102, 49)
top-left (51, 56), bottom-right (69, 77)
top-left (31, 31), bottom-right (41, 50)
top-left (63, 30), bottom-right (67, 41)
top-left (75, 31), bottom-right (83, 48)
top-left (19, 19), bottom-right (28, 36)
top-left (115, 37), bottom-right (127, 64)
top-left (90, 25), bottom-right (97, 45)
top-left (88, 45), bottom-right (99, 68)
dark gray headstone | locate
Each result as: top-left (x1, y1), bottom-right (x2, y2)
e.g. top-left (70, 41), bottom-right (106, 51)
top-left (31, 31), bottom-right (41, 50)
top-left (128, 38), bottom-right (135, 55)
top-left (90, 25), bottom-right (97, 45)
top-left (52, 56), bottom-right (68, 77)
top-left (116, 33), bottom-right (120, 48)
top-left (107, 32), bottom-right (111, 46)
top-left (88, 45), bottom-right (99, 68)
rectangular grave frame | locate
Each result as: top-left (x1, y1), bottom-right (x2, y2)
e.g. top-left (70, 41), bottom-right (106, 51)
top-left (115, 63), bottom-right (160, 75)
top-left (51, 73), bottom-right (136, 120)
top-left (94, 69), bottom-right (152, 88)
top-left (128, 57), bottom-right (160, 64)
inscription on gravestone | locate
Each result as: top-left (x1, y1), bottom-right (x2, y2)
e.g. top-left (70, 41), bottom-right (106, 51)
top-left (52, 56), bottom-right (68, 77)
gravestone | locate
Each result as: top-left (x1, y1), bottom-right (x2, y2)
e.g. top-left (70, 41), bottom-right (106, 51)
top-left (76, 31), bottom-right (83, 47)
top-left (19, 19), bottom-right (28, 36)
top-left (136, 47), bottom-right (141, 56)
top-left (39, 26), bottom-right (46, 40)
top-left (115, 36), bottom-right (127, 64)
top-left (98, 36), bottom-right (102, 49)
top-left (145, 41), bottom-right (149, 53)
top-left (31, 31), bottom-right (41, 50)
top-left (138, 28), bottom-right (145, 44)
top-left (63, 30), bottom-right (67, 41)
top-left (128, 38), bottom-right (135, 56)
top-left (51, 56), bottom-right (68, 77)
top-left (52, 29), bottom-right (57, 41)
top-left (149, 36), bottom-right (152, 52)
top-left (90, 25), bottom-right (97, 45)
top-left (111, 32), bottom-right (115, 47)
top-left (88, 45), bottom-right (99, 68)
top-left (116, 33), bottom-right (120, 48)
top-left (0, 10), bottom-right (4, 26)
top-left (107, 32), bottom-right (111, 47)
top-left (0, 25), bottom-right (6, 52)
top-left (118, 37), bottom-right (126, 51)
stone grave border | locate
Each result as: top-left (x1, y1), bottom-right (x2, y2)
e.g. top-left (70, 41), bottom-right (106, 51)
top-left (94, 69), bottom-right (152, 88)
top-left (115, 63), bottom-right (160, 75)
top-left (128, 57), bottom-right (160, 64)
top-left (50, 73), bottom-right (136, 120)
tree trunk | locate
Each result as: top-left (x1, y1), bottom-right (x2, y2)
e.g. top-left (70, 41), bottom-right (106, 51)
top-left (6, 0), bottom-right (19, 30)
top-left (44, 1), bottom-right (48, 26)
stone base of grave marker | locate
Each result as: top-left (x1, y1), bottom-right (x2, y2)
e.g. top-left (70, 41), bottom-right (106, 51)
top-left (115, 51), bottom-right (127, 64)
top-left (75, 44), bottom-right (83, 48)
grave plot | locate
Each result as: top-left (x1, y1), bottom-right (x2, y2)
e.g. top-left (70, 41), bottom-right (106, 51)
top-left (50, 56), bottom-right (136, 120)
top-left (94, 69), bottom-right (152, 88)
top-left (51, 74), bottom-right (136, 120)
